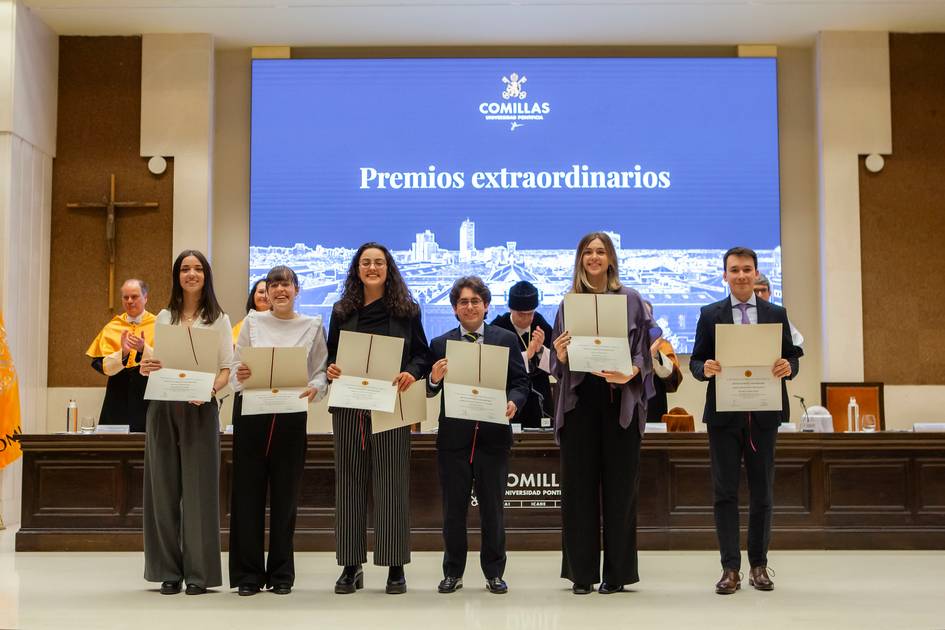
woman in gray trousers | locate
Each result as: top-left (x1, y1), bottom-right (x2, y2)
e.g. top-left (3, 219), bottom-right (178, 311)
top-left (138, 249), bottom-right (233, 595)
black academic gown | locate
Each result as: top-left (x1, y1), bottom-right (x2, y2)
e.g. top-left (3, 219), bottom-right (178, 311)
top-left (91, 356), bottom-right (150, 432)
top-left (489, 312), bottom-right (554, 428)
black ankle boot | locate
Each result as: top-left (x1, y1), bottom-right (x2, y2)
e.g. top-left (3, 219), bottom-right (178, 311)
top-left (335, 565), bottom-right (364, 594)
top-left (386, 565), bottom-right (406, 594)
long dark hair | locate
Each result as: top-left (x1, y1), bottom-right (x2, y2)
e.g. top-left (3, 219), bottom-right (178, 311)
top-left (166, 249), bottom-right (224, 325)
top-left (333, 242), bottom-right (419, 319)
top-left (245, 278), bottom-right (267, 314)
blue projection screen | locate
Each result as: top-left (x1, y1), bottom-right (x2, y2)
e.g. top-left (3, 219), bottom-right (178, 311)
top-left (250, 57), bottom-right (781, 353)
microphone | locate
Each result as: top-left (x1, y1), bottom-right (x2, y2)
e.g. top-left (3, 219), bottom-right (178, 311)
top-left (794, 394), bottom-right (811, 431)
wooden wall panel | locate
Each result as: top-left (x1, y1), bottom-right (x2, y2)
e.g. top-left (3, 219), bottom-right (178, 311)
top-left (860, 34), bottom-right (945, 384)
top-left (48, 36), bottom-right (174, 388)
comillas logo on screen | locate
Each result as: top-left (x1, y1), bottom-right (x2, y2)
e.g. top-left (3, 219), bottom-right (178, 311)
top-left (478, 72), bottom-right (551, 131)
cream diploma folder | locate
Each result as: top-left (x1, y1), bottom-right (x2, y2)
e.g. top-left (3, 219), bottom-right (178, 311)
top-left (327, 330), bottom-right (403, 413)
top-left (239, 347), bottom-right (309, 415)
top-left (715, 323), bottom-right (782, 412)
top-left (144, 324), bottom-right (219, 402)
top-left (372, 380), bottom-right (426, 433)
top-left (563, 293), bottom-right (632, 373)
top-left (443, 339), bottom-right (509, 424)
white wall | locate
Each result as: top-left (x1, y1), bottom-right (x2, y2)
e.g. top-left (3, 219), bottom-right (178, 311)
top-left (0, 0), bottom-right (56, 526)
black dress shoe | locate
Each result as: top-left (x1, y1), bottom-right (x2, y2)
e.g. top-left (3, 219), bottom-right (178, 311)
top-left (160, 581), bottom-right (182, 595)
top-left (598, 582), bottom-right (625, 594)
top-left (270, 584), bottom-right (292, 595)
top-left (334, 565), bottom-right (364, 594)
top-left (437, 576), bottom-right (463, 593)
top-left (185, 584), bottom-right (207, 595)
top-left (572, 583), bottom-right (593, 595)
top-left (238, 584), bottom-right (260, 596)
top-left (386, 565), bottom-right (406, 594)
top-left (485, 577), bottom-right (508, 594)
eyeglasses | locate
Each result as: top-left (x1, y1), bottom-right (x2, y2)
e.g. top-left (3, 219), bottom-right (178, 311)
top-left (359, 260), bottom-right (387, 269)
top-left (457, 298), bottom-right (484, 307)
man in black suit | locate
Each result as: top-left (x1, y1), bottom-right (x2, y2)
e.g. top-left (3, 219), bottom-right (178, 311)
top-left (427, 276), bottom-right (529, 595)
top-left (689, 247), bottom-right (802, 595)
top-left (490, 280), bottom-right (554, 429)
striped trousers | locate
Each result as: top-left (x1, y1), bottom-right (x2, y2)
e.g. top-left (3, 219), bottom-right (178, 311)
top-left (332, 408), bottom-right (411, 567)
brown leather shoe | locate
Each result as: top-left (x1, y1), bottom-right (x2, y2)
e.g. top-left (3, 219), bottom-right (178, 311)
top-left (715, 569), bottom-right (741, 595)
top-left (749, 566), bottom-right (774, 591)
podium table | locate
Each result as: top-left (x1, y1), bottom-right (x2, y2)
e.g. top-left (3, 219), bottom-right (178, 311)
top-left (15, 432), bottom-right (945, 551)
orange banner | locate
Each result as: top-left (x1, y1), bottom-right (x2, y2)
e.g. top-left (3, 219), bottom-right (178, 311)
top-left (0, 313), bottom-right (23, 469)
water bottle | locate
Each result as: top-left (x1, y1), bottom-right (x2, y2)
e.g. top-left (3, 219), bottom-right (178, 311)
top-left (847, 396), bottom-right (859, 433)
top-left (66, 399), bottom-right (78, 433)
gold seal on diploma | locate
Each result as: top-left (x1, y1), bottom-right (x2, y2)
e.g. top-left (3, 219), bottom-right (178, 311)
top-left (361, 380), bottom-right (369, 386)
top-left (744, 370), bottom-right (752, 377)
top-left (471, 388), bottom-right (479, 395)
top-left (271, 388), bottom-right (279, 394)
top-left (178, 373), bottom-right (186, 378)
top-left (594, 338), bottom-right (602, 345)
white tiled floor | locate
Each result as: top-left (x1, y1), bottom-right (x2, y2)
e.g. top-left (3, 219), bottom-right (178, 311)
top-left (1, 527), bottom-right (943, 630)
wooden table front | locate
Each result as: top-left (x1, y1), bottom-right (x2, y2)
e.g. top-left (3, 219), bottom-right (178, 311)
top-left (15, 432), bottom-right (945, 551)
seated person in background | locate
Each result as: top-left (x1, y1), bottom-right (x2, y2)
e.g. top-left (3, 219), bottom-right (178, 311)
top-left (232, 278), bottom-right (269, 344)
top-left (753, 274), bottom-right (804, 347)
top-left (85, 278), bottom-right (155, 432)
top-left (643, 300), bottom-right (683, 423)
top-left (490, 280), bottom-right (553, 428)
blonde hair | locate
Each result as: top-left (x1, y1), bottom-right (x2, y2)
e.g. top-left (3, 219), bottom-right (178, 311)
top-left (570, 232), bottom-right (623, 294)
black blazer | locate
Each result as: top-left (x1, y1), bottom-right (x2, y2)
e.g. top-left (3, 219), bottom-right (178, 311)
top-left (689, 297), bottom-right (803, 429)
top-left (427, 324), bottom-right (530, 451)
top-left (326, 308), bottom-right (432, 380)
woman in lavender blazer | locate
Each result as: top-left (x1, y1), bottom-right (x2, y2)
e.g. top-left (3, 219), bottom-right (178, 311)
top-left (550, 232), bottom-right (654, 595)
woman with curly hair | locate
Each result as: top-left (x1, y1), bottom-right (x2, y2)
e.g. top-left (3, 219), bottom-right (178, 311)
top-left (326, 242), bottom-right (431, 595)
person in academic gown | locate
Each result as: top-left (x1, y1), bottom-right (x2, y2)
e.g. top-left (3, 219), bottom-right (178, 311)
top-left (490, 280), bottom-right (554, 429)
top-left (231, 278), bottom-right (269, 344)
top-left (642, 300), bottom-right (684, 423)
top-left (85, 278), bottom-right (155, 432)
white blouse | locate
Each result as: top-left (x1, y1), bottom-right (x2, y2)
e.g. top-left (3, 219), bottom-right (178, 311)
top-left (155, 309), bottom-right (234, 372)
top-left (231, 310), bottom-right (328, 400)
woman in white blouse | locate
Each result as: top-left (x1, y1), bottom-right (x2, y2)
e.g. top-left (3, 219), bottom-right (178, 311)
top-left (139, 250), bottom-right (233, 596)
top-left (229, 265), bottom-right (328, 596)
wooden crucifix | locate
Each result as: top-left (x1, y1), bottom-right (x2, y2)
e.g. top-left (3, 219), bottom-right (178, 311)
top-left (68, 174), bottom-right (159, 310)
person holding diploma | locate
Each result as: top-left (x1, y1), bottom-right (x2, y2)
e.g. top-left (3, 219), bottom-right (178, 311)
top-left (428, 276), bottom-right (529, 595)
top-left (229, 265), bottom-right (328, 596)
top-left (138, 250), bottom-right (232, 595)
top-left (550, 232), bottom-right (653, 595)
top-left (689, 246), bottom-right (802, 595)
top-left (325, 242), bottom-right (432, 595)
top-left (232, 278), bottom-right (269, 344)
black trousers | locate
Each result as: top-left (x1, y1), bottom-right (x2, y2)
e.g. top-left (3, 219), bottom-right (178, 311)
top-left (228, 395), bottom-right (308, 588)
top-left (707, 418), bottom-right (777, 571)
top-left (559, 378), bottom-right (641, 586)
top-left (437, 443), bottom-right (509, 579)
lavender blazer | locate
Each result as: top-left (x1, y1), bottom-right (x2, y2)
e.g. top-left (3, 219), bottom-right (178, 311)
top-left (550, 286), bottom-right (655, 442)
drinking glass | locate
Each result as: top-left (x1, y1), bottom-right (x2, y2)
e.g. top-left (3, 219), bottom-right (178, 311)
top-left (80, 415), bottom-right (97, 434)
top-left (861, 414), bottom-right (877, 433)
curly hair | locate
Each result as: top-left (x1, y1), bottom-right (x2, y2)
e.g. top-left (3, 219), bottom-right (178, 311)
top-left (333, 242), bottom-right (419, 320)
